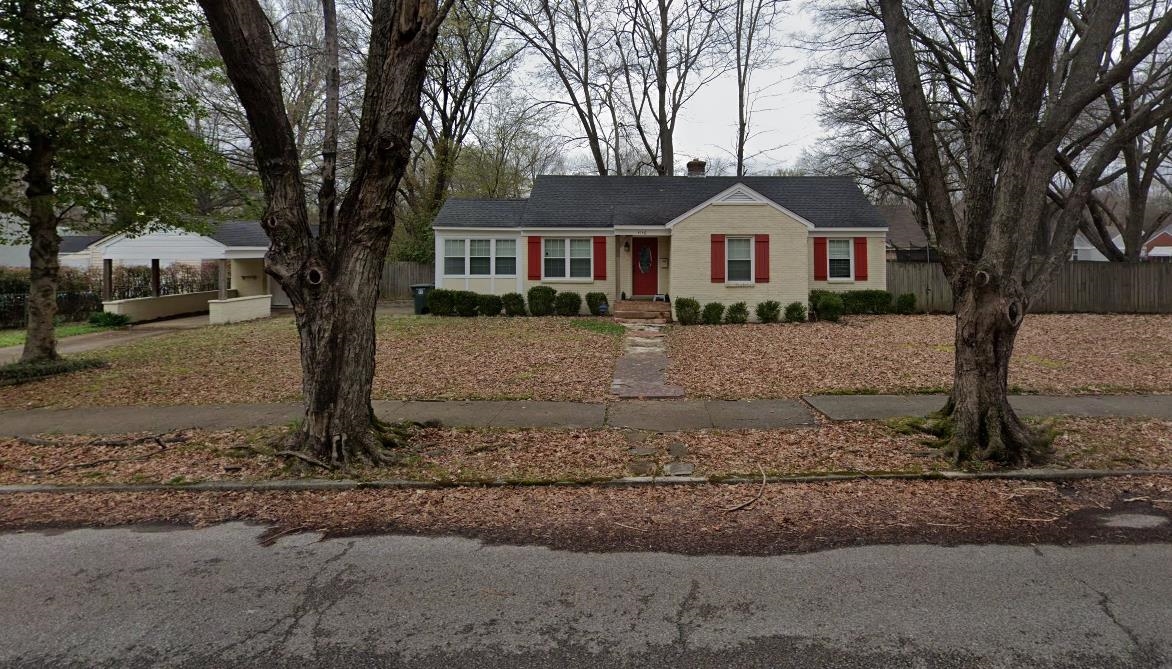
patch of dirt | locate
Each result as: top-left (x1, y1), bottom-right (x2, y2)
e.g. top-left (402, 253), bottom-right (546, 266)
top-left (667, 314), bottom-right (1172, 398)
top-left (0, 316), bottom-right (622, 409)
top-left (3, 477), bottom-right (1171, 555)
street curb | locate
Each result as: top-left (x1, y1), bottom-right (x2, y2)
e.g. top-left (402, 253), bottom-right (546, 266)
top-left (3, 468), bottom-right (1172, 495)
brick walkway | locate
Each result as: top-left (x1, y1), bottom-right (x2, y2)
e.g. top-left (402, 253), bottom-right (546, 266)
top-left (609, 323), bottom-right (685, 399)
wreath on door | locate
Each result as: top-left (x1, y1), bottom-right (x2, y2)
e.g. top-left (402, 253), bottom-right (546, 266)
top-left (638, 246), bottom-right (653, 274)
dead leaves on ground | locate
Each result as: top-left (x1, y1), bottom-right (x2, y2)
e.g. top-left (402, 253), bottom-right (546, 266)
top-left (667, 314), bottom-right (1172, 398)
top-left (3, 418), bottom-right (1170, 488)
top-left (0, 316), bottom-right (622, 409)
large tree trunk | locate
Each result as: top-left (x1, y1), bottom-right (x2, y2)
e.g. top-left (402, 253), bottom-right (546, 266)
top-left (22, 136), bottom-right (60, 363)
top-left (288, 235), bottom-right (391, 465)
top-left (941, 282), bottom-right (1041, 464)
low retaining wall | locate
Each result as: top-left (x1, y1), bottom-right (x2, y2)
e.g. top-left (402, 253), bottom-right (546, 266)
top-left (102, 290), bottom-right (235, 323)
top-left (209, 294), bottom-right (271, 325)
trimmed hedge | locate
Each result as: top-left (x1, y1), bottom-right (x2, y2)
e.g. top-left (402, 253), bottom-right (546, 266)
top-left (453, 290), bottom-right (479, 317)
top-left (701, 302), bottom-right (725, 325)
top-left (88, 312), bottom-right (130, 327)
top-left (554, 291), bottom-right (582, 316)
top-left (477, 293), bottom-right (503, 316)
top-left (784, 301), bottom-right (807, 323)
top-left (840, 289), bottom-right (892, 314)
top-left (894, 292), bottom-right (917, 314)
top-left (675, 298), bottom-right (701, 325)
top-left (528, 286), bottom-right (557, 316)
top-left (755, 300), bottom-right (781, 324)
top-left (725, 302), bottom-right (749, 324)
top-left (813, 293), bottom-right (844, 322)
top-left (427, 288), bottom-right (455, 316)
top-left (502, 292), bottom-right (526, 316)
top-left (585, 292), bottom-right (609, 316)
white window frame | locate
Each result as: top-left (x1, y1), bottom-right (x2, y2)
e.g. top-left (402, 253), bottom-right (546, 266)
top-left (441, 237), bottom-right (519, 278)
top-left (443, 239), bottom-right (466, 277)
top-left (542, 237), bottom-right (594, 281)
top-left (468, 239), bottom-right (492, 276)
top-left (725, 236), bottom-right (754, 285)
top-left (827, 238), bottom-right (854, 282)
top-left (494, 239), bottom-right (517, 277)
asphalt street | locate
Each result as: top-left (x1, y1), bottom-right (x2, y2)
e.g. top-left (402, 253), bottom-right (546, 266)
top-left (1, 523), bottom-right (1169, 668)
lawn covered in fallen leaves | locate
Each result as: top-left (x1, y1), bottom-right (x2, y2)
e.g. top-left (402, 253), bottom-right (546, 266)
top-left (667, 314), bottom-right (1172, 398)
top-left (3, 418), bottom-right (1168, 487)
top-left (0, 316), bottom-right (622, 408)
top-left (3, 476), bottom-right (1171, 555)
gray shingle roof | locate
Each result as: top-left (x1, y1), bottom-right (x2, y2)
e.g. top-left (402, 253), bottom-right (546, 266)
top-left (210, 220), bottom-right (270, 247)
top-left (432, 199), bottom-right (529, 228)
top-left (433, 176), bottom-right (887, 230)
top-left (59, 235), bottom-right (105, 253)
top-left (878, 204), bottom-right (930, 249)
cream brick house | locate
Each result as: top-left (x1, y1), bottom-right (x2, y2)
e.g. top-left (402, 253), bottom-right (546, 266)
top-left (432, 165), bottom-right (888, 319)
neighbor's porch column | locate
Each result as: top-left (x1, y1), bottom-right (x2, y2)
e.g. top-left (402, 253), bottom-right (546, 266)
top-left (102, 258), bottom-right (113, 301)
top-left (217, 259), bottom-right (228, 300)
top-left (150, 259), bottom-right (161, 297)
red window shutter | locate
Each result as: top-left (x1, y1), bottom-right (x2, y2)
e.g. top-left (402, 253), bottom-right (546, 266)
top-left (854, 237), bottom-right (868, 280)
top-left (813, 237), bottom-right (828, 281)
top-left (593, 236), bottom-right (607, 280)
top-left (754, 234), bottom-right (769, 283)
top-left (711, 234), bottom-right (725, 283)
top-left (527, 236), bottom-right (542, 280)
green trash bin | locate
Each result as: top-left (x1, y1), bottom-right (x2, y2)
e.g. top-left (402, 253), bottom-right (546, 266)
top-left (411, 284), bottom-right (434, 314)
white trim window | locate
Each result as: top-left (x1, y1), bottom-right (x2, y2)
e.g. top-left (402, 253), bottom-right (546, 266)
top-left (543, 238), bottom-right (593, 279)
top-left (828, 239), bottom-right (853, 280)
top-left (468, 239), bottom-right (491, 275)
top-left (443, 239), bottom-right (466, 276)
top-left (726, 236), bottom-right (753, 283)
top-left (494, 239), bottom-right (516, 276)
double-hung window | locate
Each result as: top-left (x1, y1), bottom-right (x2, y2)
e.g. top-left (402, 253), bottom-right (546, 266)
top-left (828, 239), bottom-right (852, 279)
top-left (468, 239), bottom-right (491, 275)
top-left (543, 238), bottom-right (593, 279)
top-left (444, 239), bottom-right (466, 276)
top-left (726, 237), bottom-right (753, 283)
top-left (494, 240), bottom-right (516, 275)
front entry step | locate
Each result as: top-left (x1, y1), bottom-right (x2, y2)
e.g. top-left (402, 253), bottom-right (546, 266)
top-left (611, 300), bottom-right (672, 322)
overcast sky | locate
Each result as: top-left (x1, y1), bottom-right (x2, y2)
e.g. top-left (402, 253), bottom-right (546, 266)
top-left (537, 5), bottom-right (825, 176)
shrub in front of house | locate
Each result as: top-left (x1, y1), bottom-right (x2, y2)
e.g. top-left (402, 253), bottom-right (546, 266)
top-left (427, 288), bottom-right (455, 316)
top-left (701, 302), bottom-right (725, 325)
top-left (88, 312), bottom-right (131, 327)
top-left (477, 293), bottom-right (503, 316)
top-left (725, 302), bottom-right (749, 324)
top-left (755, 300), bottom-right (781, 324)
top-left (554, 291), bottom-right (582, 316)
top-left (527, 286), bottom-right (557, 316)
top-left (674, 298), bottom-right (701, 325)
top-left (585, 292), bottom-right (609, 316)
top-left (814, 293), bottom-right (844, 322)
top-left (453, 290), bottom-right (479, 317)
top-left (502, 292), bottom-right (527, 316)
top-left (894, 292), bottom-right (917, 314)
top-left (839, 289), bottom-right (893, 314)
top-left (784, 301), bottom-right (807, 323)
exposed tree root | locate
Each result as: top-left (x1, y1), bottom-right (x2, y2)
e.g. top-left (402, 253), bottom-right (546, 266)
top-left (897, 398), bottom-right (1053, 467)
top-left (269, 414), bottom-right (430, 473)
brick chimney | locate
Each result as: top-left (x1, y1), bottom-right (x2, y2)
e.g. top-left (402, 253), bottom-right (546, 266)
top-left (686, 158), bottom-right (706, 177)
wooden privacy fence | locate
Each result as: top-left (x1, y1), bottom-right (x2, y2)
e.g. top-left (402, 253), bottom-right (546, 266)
top-left (379, 261), bottom-right (434, 298)
top-left (886, 261), bottom-right (1172, 314)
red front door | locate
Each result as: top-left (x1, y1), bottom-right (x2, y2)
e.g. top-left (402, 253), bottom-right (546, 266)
top-left (632, 238), bottom-right (658, 296)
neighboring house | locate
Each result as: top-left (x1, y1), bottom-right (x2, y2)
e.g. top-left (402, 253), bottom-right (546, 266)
top-left (431, 164), bottom-right (888, 318)
top-left (879, 204), bottom-right (933, 262)
top-left (1144, 226), bottom-right (1172, 260)
top-left (0, 219), bottom-right (102, 269)
top-left (58, 235), bottom-right (108, 269)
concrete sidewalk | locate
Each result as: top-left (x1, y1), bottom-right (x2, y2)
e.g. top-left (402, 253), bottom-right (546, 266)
top-left (1, 394), bottom-right (1170, 435)
top-left (0, 399), bottom-right (818, 435)
top-left (804, 393), bottom-right (1172, 421)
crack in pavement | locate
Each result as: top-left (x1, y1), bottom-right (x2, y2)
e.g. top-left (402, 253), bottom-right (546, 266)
top-left (672, 579), bottom-right (701, 651)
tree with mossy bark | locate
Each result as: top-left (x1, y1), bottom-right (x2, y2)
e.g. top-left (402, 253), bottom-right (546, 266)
top-left (197, 0), bottom-right (452, 465)
top-left (0, 0), bottom-right (224, 363)
top-left (875, 0), bottom-right (1172, 463)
